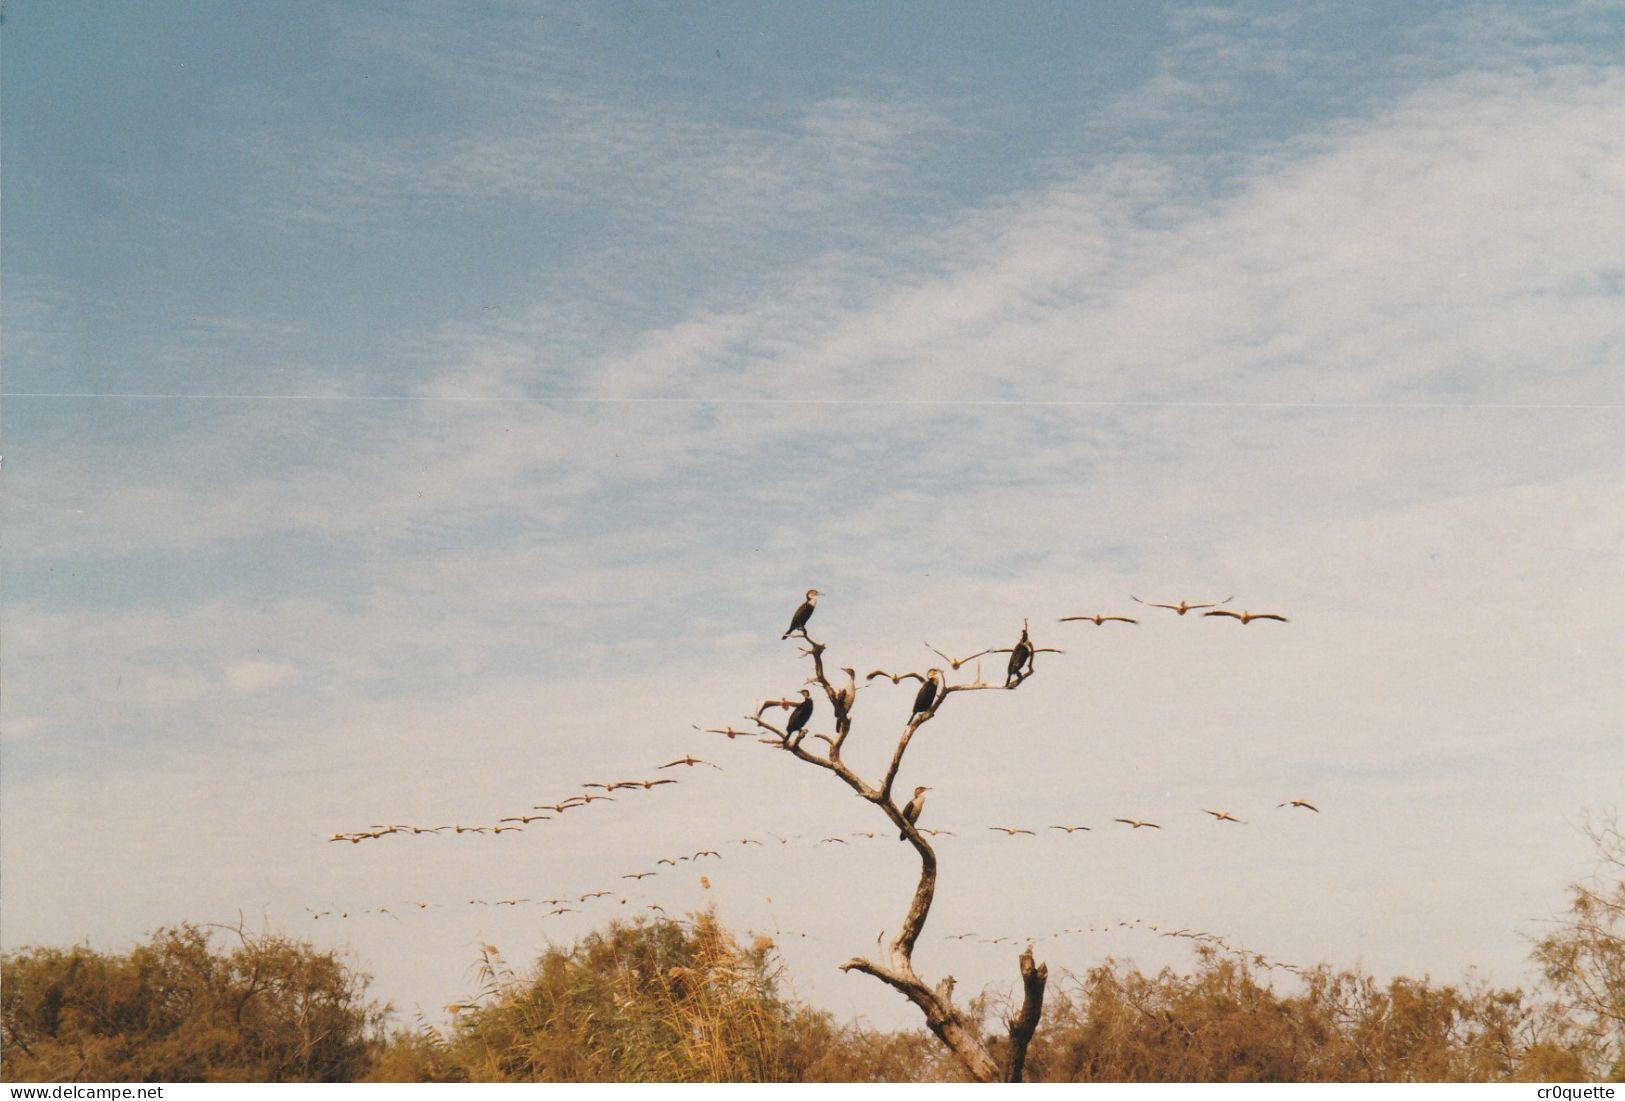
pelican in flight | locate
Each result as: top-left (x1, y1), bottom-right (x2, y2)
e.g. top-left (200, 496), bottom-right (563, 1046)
top-left (1278, 798), bottom-right (1319, 812)
top-left (782, 589), bottom-right (820, 639)
top-left (1131, 595), bottom-right (1233, 615)
top-left (1059, 614), bottom-right (1137, 626)
top-left (989, 826), bottom-right (1036, 836)
top-left (1114, 818), bottom-right (1162, 829)
top-left (1204, 609), bottom-right (1289, 624)
top-left (866, 668), bottom-right (926, 684)
top-left (1049, 824), bottom-right (1092, 833)
top-left (899, 786), bottom-right (930, 839)
top-left (611, 778), bottom-right (679, 791)
top-left (659, 755), bottom-right (721, 770)
top-left (1203, 809), bottom-right (1246, 823)
top-left (925, 644), bottom-right (993, 670)
top-left (621, 871), bottom-right (657, 880)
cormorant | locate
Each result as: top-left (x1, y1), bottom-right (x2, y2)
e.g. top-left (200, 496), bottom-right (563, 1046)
top-left (911, 669), bottom-right (944, 717)
top-left (782, 589), bottom-right (821, 639)
top-left (785, 688), bottom-right (814, 737)
top-left (899, 785), bottom-right (930, 839)
top-left (833, 667), bottom-right (858, 716)
top-left (1006, 623), bottom-right (1033, 686)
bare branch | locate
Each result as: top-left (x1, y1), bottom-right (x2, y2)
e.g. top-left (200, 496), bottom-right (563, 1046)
top-left (1003, 944), bottom-right (1050, 1082)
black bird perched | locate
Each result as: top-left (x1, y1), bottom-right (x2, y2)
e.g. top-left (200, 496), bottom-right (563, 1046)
top-left (1006, 622), bottom-right (1033, 686)
top-left (782, 589), bottom-right (821, 639)
top-left (899, 786), bottom-right (931, 839)
top-left (911, 668), bottom-right (944, 718)
top-left (785, 688), bottom-right (814, 738)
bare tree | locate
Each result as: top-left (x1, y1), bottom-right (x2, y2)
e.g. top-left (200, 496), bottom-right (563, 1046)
top-left (718, 621), bottom-right (1051, 1082)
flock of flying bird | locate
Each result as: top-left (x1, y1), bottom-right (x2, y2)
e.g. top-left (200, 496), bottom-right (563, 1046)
top-left (326, 757), bottom-right (715, 844)
top-left (319, 587), bottom-right (1314, 976)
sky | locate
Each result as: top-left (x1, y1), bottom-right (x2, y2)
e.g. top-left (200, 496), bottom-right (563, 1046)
top-left (3, 1), bottom-right (1623, 1033)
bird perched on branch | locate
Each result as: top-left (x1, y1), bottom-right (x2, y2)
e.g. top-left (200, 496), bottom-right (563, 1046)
top-left (783, 589), bottom-right (821, 639)
top-left (1006, 622), bottom-right (1033, 686)
top-left (911, 669), bottom-right (944, 717)
top-left (833, 667), bottom-right (859, 716)
top-left (785, 688), bottom-right (814, 737)
top-left (1131, 595), bottom-right (1233, 615)
top-left (899, 786), bottom-right (930, 839)
top-left (1204, 609), bottom-right (1289, 624)
top-left (1059, 614), bottom-right (1137, 626)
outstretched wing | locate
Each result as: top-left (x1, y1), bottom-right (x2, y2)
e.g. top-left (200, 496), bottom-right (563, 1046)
top-left (867, 669), bottom-right (926, 684)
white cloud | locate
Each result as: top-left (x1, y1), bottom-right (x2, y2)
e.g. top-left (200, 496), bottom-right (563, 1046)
top-left (225, 659), bottom-right (300, 694)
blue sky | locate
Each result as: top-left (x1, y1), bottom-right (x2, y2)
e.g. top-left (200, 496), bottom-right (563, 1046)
top-left (4, 1), bottom-right (1623, 1029)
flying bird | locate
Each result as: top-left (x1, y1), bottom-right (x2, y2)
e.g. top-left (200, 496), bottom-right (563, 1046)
top-left (1131, 595), bottom-right (1233, 615)
top-left (1203, 809), bottom-right (1246, 823)
top-left (622, 871), bottom-right (657, 880)
top-left (866, 669), bottom-right (926, 684)
top-left (1059, 614), bottom-right (1137, 626)
top-left (919, 828), bottom-right (957, 837)
top-left (1049, 824), bottom-right (1093, 833)
top-left (1204, 609), bottom-right (1289, 624)
top-left (820, 837), bottom-right (849, 845)
top-left (782, 589), bottom-right (821, 639)
top-left (659, 755), bottom-right (721, 770)
top-left (1114, 818), bottom-right (1162, 829)
top-left (1279, 799), bottom-right (1319, 812)
top-left (989, 826), bottom-right (1037, 836)
top-left (899, 786), bottom-right (930, 840)
top-left (925, 644), bottom-right (993, 670)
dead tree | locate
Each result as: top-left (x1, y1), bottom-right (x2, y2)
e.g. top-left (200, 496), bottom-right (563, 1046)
top-left (731, 623), bottom-right (1050, 1082)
